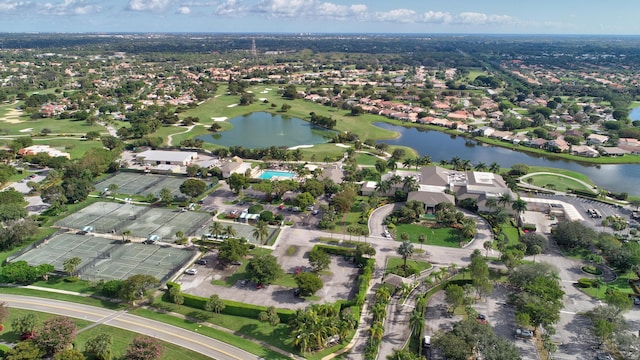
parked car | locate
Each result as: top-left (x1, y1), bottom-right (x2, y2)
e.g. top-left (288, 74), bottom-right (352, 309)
top-left (476, 314), bottom-right (487, 324)
top-left (596, 353), bottom-right (614, 360)
top-left (312, 209), bottom-right (319, 215)
top-left (515, 328), bottom-right (534, 338)
top-left (383, 230), bottom-right (391, 237)
top-left (634, 297), bottom-right (640, 306)
top-left (184, 268), bottom-right (197, 275)
top-left (196, 259), bottom-right (207, 265)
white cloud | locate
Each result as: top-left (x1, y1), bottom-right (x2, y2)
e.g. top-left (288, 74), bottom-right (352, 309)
top-left (373, 8), bottom-right (416, 23)
top-left (453, 12), bottom-right (515, 25)
top-left (177, 6), bottom-right (191, 14)
top-left (0, 1), bottom-right (29, 12)
top-left (127, 0), bottom-right (170, 11)
top-left (214, 0), bottom-right (247, 16)
top-left (250, 0), bottom-right (367, 19)
top-left (418, 11), bottom-right (452, 24)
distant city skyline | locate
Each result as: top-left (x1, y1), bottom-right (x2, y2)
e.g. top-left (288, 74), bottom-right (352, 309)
top-left (0, 0), bottom-right (638, 35)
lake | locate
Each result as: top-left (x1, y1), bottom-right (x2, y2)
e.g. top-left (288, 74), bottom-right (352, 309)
top-left (197, 112), bottom-right (333, 148)
top-left (630, 106), bottom-right (640, 121)
top-left (374, 122), bottom-right (640, 195)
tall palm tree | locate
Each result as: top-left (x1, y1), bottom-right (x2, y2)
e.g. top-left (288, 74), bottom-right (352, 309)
top-left (371, 303), bottom-right (386, 322)
top-left (483, 240), bottom-right (493, 259)
top-left (489, 162), bottom-right (501, 173)
top-left (397, 241), bottom-right (414, 270)
top-left (375, 180), bottom-right (392, 195)
top-left (419, 155), bottom-right (432, 168)
top-left (389, 174), bottom-right (402, 185)
top-left (485, 198), bottom-right (497, 213)
top-left (474, 162), bottom-right (488, 172)
top-left (369, 321), bottom-right (384, 343)
top-left (409, 311), bottom-right (425, 355)
top-left (224, 225), bottom-right (237, 238)
top-left (418, 234), bottom-right (426, 249)
top-left (460, 159), bottom-right (472, 171)
top-left (403, 176), bottom-right (419, 193)
top-left (511, 198), bottom-right (528, 224)
top-left (402, 158), bottom-right (415, 169)
top-left (460, 217), bottom-right (477, 240)
top-left (497, 193), bottom-right (513, 208)
top-left (450, 156), bottom-right (462, 170)
top-left (386, 158), bottom-right (398, 171)
top-left (252, 220), bottom-right (270, 244)
top-left (375, 286), bottom-right (391, 304)
top-left (209, 221), bottom-right (224, 238)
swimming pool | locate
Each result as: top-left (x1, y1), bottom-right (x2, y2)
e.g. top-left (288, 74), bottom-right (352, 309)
top-left (258, 170), bottom-right (295, 180)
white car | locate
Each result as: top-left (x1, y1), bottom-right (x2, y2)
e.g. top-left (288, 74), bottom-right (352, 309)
top-left (383, 230), bottom-right (391, 237)
top-left (184, 268), bottom-right (197, 275)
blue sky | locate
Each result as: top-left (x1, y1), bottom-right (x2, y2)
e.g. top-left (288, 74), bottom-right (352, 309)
top-left (0, 0), bottom-right (638, 34)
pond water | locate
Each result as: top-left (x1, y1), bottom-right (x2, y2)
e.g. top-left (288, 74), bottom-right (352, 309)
top-left (630, 106), bottom-right (640, 121)
top-left (374, 122), bottom-right (640, 195)
top-left (197, 112), bottom-right (333, 149)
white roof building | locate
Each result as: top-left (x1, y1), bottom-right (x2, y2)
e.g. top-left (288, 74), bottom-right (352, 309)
top-left (136, 150), bottom-right (198, 166)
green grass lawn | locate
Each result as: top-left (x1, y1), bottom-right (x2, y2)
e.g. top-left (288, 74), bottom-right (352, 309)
top-left (136, 303), bottom-right (293, 359)
top-left (0, 309), bottom-right (212, 360)
top-left (30, 137), bottom-right (105, 159)
top-left (393, 223), bottom-right (462, 248)
top-left (0, 113), bottom-right (104, 136)
top-left (580, 272), bottom-right (637, 300)
top-left (501, 224), bottom-right (521, 248)
top-left (527, 166), bottom-right (596, 186)
top-left (355, 152), bottom-right (380, 166)
top-left (526, 174), bottom-right (593, 193)
top-left (385, 257), bottom-right (431, 274)
top-left (0, 287), bottom-right (125, 310)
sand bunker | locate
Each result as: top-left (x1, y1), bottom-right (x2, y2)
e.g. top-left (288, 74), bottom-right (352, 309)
top-left (227, 104), bottom-right (238, 108)
top-left (259, 98), bottom-right (267, 101)
top-left (335, 143), bottom-right (350, 148)
top-left (19, 128), bottom-right (33, 133)
top-left (288, 145), bottom-right (314, 150)
top-left (211, 117), bottom-right (228, 122)
top-left (1, 107), bottom-right (24, 124)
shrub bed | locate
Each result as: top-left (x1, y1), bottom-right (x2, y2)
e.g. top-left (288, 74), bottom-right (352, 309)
top-left (581, 265), bottom-right (602, 276)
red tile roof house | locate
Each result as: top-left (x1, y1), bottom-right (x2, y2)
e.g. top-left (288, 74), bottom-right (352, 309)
top-left (546, 139), bottom-right (570, 152)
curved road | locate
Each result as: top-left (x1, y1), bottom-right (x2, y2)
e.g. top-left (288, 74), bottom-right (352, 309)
top-left (2, 294), bottom-right (260, 360)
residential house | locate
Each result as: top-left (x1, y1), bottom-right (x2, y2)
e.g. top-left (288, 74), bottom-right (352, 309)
top-left (546, 139), bottom-right (570, 153)
top-left (587, 134), bottom-right (609, 146)
top-left (571, 145), bottom-right (600, 158)
top-left (18, 145), bottom-right (70, 159)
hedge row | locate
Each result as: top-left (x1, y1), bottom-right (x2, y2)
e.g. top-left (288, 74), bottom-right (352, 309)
top-left (165, 282), bottom-right (295, 322)
top-left (314, 244), bottom-right (355, 256)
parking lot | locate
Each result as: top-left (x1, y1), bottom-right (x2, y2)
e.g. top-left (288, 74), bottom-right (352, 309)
top-left (178, 226), bottom-right (360, 309)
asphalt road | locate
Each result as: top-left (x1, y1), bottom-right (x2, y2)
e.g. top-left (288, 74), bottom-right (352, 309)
top-left (2, 294), bottom-right (260, 360)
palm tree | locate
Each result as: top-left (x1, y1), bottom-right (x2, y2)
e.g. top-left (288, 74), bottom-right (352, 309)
top-left (375, 180), bottom-right (392, 195)
top-left (209, 222), bottom-right (224, 238)
top-left (375, 286), bottom-right (391, 304)
top-left (419, 155), bottom-right (432, 168)
top-left (489, 162), bottom-right (500, 173)
top-left (371, 303), bottom-right (386, 322)
top-left (474, 162), bottom-right (488, 172)
top-left (389, 174), bottom-right (403, 185)
top-left (402, 158), bottom-right (415, 169)
top-left (418, 234), bottom-right (426, 249)
top-left (369, 321), bottom-right (384, 343)
top-left (403, 176), bottom-right (419, 193)
top-left (485, 198), bottom-right (497, 213)
top-left (483, 241), bottom-right (493, 258)
top-left (511, 198), bottom-right (528, 224)
top-left (460, 159), bottom-right (472, 171)
top-left (224, 225), bottom-right (237, 238)
top-left (409, 310), bottom-right (425, 350)
top-left (497, 193), bottom-right (513, 208)
top-left (460, 217), bottom-right (477, 241)
top-left (397, 241), bottom-right (414, 270)
top-left (252, 221), bottom-right (269, 244)
top-left (450, 156), bottom-right (462, 170)
top-left (386, 158), bottom-right (398, 171)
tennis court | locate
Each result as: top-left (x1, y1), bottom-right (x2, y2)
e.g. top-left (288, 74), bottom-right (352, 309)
top-left (94, 173), bottom-right (211, 197)
top-left (12, 234), bottom-right (119, 272)
top-left (55, 202), bottom-right (147, 233)
top-left (194, 221), bottom-right (278, 245)
top-left (81, 243), bottom-right (194, 281)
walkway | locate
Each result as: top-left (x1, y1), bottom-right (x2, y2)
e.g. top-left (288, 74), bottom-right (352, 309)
top-left (167, 124), bottom-right (196, 146)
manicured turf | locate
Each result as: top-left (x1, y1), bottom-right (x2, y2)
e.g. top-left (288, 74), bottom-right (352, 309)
top-left (0, 287), bottom-right (125, 310)
top-left (526, 174), bottom-right (593, 192)
top-left (393, 223), bottom-right (462, 248)
top-left (528, 166), bottom-right (595, 185)
top-left (355, 152), bottom-right (381, 166)
top-left (385, 257), bottom-right (432, 273)
top-left (0, 309), bottom-right (212, 360)
top-left (132, 305), bottom-right (290, 359)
